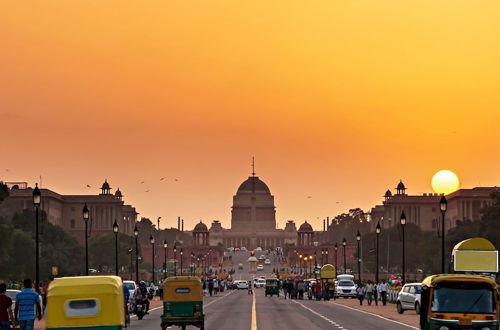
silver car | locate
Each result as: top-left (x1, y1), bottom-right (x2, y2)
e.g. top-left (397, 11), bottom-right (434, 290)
top-left (397, 283), bottom-right (422, 314)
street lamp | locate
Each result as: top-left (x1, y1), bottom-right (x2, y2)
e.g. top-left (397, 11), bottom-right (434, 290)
top-left (180, 249), bottom-right (184, 275)
top-left (334, 243), bottom-right (338, 271)
top-left (173, 244), bottom-right (177, 276)
top-left (113, 220), bottom-right (119, 276)
top-left (150, 235), bottom-right (155, 284)
top-left (342, 238), bottom-right (347, 274)
top-left (134, 226), bottom-right (139, 283)
top-left (356, 231), bottom-right (362, 282)
top-left (82, 203), bottom-right (90, 276)
top-left (440, 196), bottom-right (447, 273)
top-left (321, 249), bottom-right (325, 266)
top-left (325, 249), bottom-right (329, 265)
top-left (163, 240), bottom-right (168, 280)
top-left (196, 257), bottom-right (200, 276)
top-left (309, 256), bottom-right (313, 276)
top-left (33, 183), bottom-right (41, 293)
top-left (375, 221), bottom-right (381, 283)
top-left (400, 211), bottom-right (406, 284)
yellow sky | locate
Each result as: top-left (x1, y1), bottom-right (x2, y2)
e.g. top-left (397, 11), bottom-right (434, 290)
top-left (1, 1), bottom-right (500, 230)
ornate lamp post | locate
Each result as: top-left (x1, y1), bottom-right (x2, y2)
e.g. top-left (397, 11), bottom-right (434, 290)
top-left (325, 249), bottom-right (329, 265)
top-left (440, 196), bottom-right (447, 273)
top-left (342, 238), bottom-right (347, 274)
top-left (334, 243), bottom-right (338, 271)
top-left (180, 249), bottom-right (184, 275)
top-left (375, 221), bottom-right (381, 283)
top-left (134, 226), bottom-right (139, 283)
top-left (173, 244), bottom-right (177, 276)
top-left (356, 230), bottom-right (361, 283)
top-left (82, 203), bottom-right (90, 276)
top-left (196, 257), bottom-right (200, 276)
top-left (163, 240), bottom-right (168, 280)
top-left (33, 184), bottom-right (41, 293)
top-left (150, 235), bottom-right (155, 284)
top-left (321, 249), bottom-right (325, 266)
top-left (113, 220), bottom-right (119, 276)
top-left (400, 211), bottom-right (406, 284)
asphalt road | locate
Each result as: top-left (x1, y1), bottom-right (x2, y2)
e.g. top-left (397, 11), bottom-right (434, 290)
top-left (129, 251), bottom-right (416, 330)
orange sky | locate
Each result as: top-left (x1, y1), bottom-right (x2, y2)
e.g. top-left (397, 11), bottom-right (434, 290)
top-left (1, 1), bottom-right (500, 231)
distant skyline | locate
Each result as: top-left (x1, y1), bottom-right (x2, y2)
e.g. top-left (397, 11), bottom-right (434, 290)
top-left (2, 1), bottom-right (500, 230)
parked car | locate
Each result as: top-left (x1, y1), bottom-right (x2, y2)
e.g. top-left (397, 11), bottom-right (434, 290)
top-left (6, 290), bottom-right (44, 312)
top-left (397, 283), bottom-right (422, 314)
top-left (235, 280), bottom-right (249, 290)
top-left (256, 265), bottom-right (264, 271)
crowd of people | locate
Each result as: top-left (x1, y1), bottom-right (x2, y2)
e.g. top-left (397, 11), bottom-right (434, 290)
top-left (355, 280), bottom-right (389, 306)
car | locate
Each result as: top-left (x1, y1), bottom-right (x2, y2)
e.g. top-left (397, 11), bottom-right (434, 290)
top-left (254, 247), bottom-right (262, 252)
top-left (241, 247), bottom-right (248, 252)
top-left (256, 265), bottom-right (264, 271)
top-left (264, 259), bottom-right (271, 265)
top-left (123, 280), bottom-right (136, 300)
top-left (6, 290), bottom-right (44, 311)
top-left (256, 278), bottom-right (266, 288)
top-left (235, 280), bottom-right (249, 290)
top-left (397, 283), bottom-right (422, 314)
top-left (335, 275), bottom-right (357, 298)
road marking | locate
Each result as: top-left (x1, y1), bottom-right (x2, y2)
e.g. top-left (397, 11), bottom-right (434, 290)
top-left (291, 299), bottom-right (346, 329)
top-left (251, 290), bottom-right (257, 330)
top-left (331, 302), bottom-right (419, 329)
top-left (204, 289), bottom-right (235, 308)
top-left (129, 305), bottom-right (163, 319)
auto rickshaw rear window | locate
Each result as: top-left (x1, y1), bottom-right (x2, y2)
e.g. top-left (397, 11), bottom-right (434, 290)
top-left (65, 299), bottom-right (99, 317)
top-left (431, 282), bottom-right (495, 314)
top-left (175, 288), bottom-right (191, 293)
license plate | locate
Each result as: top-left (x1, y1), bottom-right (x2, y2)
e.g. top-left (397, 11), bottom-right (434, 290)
top-left (458, 318), bottom-right (472, 325)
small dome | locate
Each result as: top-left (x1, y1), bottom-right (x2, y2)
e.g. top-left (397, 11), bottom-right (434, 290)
top-left (396, 180), bottom-right (406, 190)
top-left (193, 221), bottom-right (208, 232)
top-left (384, 189), bottom-right (392, 197)
top-left (237, 176), bottom-right (270, 193)
top-left (298, 221), bottom-right (313, 232)
top-left (115, 188), bottom-right (122, 197)
top-left (101, 180), bottom-right (111, 190)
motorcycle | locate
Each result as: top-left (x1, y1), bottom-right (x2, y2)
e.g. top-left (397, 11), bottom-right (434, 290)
top-left (135, 301), bottom-right (146, 320)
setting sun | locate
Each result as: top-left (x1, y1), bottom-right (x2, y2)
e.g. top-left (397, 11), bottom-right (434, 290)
top-left (431, 170), bottom-right (460, 195)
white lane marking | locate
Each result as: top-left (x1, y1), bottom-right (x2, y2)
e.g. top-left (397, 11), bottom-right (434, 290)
top-left (291, 299), bottom-right (346, 329)
top-left (204, 289), bottom-right (235, 308)
top-left (129, 305), bottom-right (163, 319)
top-left (251, 291), bottom-right (257, 330)
top-left (331, 302), bottom-right (419, 329)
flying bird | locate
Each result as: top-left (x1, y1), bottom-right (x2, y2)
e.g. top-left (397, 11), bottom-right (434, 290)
top-left (160, 177), bottom-right (165, 181)
top-left (86, 184), bottom-right (92, 188)
top-left (336, 201), bottom-right (340, 204)
top-left (145, 189), bottom-right (150, 192)
top-left (4, 169), bottom-right (9, 172)
top-left (307, 196), bottom-right (312, 199)
top-left (174, 179), bottom-right (179, 181)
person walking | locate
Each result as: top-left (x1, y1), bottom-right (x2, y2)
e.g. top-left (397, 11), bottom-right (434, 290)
top-left (378, 280), bottom-right (388, 306)
top-left (297, 281), bottom-right (305, 300)
top-left (365, 281), bottom-right (374, 306)
top-left (357, 283), bottom-right (365, 306)
top-left (373, 282), bottom-right (379, 306)
top-left (313, 281), bottom-right (321, 301)
top-left (15, 279), bottom-right (42, 330)
top-left (282, 280), bottom-right (288, 300)
top-left (213, 279), bottom-right (219, 295)
top-left (0, 283), bottom-right (15, 330)
top-left (208, 279), bottom-right (214, 297)
top-left (247, 281), bottom-right (253, 295)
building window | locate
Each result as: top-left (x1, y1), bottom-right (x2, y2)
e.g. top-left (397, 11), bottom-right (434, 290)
top-left (70, 219), bottom-right (75, 229)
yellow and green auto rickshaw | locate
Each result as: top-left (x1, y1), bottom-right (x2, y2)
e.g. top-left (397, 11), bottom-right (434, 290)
top-left (265, 278), bottom-right (279, 297)
top-left (46, 276), bottom-right (125, 330)
top-left (419, 274), bottom-right (499, 330)
top-left (320, 264), bottom-right (336, 300)
top-left (161, 276), bottom-right (204, 330)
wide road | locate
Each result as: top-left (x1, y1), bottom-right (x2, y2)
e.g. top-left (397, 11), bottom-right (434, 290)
top-left (129, 251), bottom-right (416, 330)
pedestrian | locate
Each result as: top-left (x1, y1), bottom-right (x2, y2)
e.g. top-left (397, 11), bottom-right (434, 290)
top-left (365, 281), bottom-right (374, 306)
top-left (313, 282), bottom-right (321, 301)
top-left (213, 279), bottom-right (219, 296)
top-left (323, 281), bottom-right (330, 301)
top-left (357, 283), bottom-right (365, 306)
top-left (247, 281), bottom-right (253, 295)
top-left (15, 279), bottom-right (42, 330)
top-left (208, 279), bottom-right (214, 297)
top-left (297, 281), bottom-right (305, 300)
top-left (0, 283), bottom-right (16, 330)
top-left (378, 280), bottom-right (388, 306)
top-left (282, 280), bottom-right (288, 299)
top-left (373, 283), bottom-right (378, 306)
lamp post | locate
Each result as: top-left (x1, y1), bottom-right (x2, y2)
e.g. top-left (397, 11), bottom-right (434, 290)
top-left (163, 240), bottom-right (168, 280)
top-left (180, 249), bottom-right (184, 275)
top-left (375, 221), bottom-right (381, 283)
top-left (82, 203), bottom-right (90, 276)
top-left (356, 230), bottom-right (361, 283)
top-left (400, 211), bottom-right (406, 284)
top-left (321, 250), bottom-right (325, 266)
top-left (196, 257), bottom-right (200, 276)
top-left (309, 256), bottom-right (313, 276)
top-left (173, 244), bottom-right (177, 276)
top-left (440, 196), bottom-right (447, 273)
top-left (150, 235), bottom-right (155, 284)
top-left (113, 220), bottom-right (119, 276)
top-left (325, 249), bottom-right (329, 265)
top-left (342, 238), bottom-right (347, 274)
top-left (334, 243), bottom-right (338, 271)
top-left (134, 226), bottom-right (139, 283)
top-left (33, 184), bottom-right (41, 293)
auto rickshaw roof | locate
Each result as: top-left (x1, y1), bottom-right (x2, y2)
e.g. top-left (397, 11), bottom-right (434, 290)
top-left (453, 238), bottom-right (496, 251)
top-left (48, 276), bottom-right (123, 297)
top-left (422, 274), bottom-right (497, 288)
top-left (165, 276), bottom-right (202, 284)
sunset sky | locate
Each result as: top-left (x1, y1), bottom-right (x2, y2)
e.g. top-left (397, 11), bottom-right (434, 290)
top-left (2, 1), bottom-right (500, 230)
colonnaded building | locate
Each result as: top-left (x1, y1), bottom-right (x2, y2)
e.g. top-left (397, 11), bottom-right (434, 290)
top-left (195, 174), bottom-right (299, 250)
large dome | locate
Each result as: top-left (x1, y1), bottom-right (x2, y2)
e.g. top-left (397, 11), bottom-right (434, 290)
top-left (193, 221), bottom-right (208, 232)
top-left (237, 176), bottom-right (270, 193)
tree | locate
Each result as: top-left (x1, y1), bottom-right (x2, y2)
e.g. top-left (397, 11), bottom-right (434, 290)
top-left (0, 182), bottom-right (9, 203)
top-left (89, 233), bottom-right (136, 274)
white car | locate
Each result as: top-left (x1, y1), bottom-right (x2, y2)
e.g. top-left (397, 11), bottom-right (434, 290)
top-left (6, 290), bottom-right (44, 311)
top-left (256, 265), bottom-right (264, 271)
top-left (254, 247), bottom-right (262, 252)
top-left (335, 276), bottom-right (357, 298)
top-left (264, 259), bottom-right (271, 265)
top-left (235, 280), bottom-right (249, 290)
top-left (123, 281), bottom-right (136, 300)
top-left (254, 278), bottom-right (266, 288)
top-left (397, 283), bottom-right (422, 314)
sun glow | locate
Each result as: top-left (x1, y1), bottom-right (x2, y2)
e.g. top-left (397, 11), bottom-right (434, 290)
top-left (431, 170), bottom-right (460, 195)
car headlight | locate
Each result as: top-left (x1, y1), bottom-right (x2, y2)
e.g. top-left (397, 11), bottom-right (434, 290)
top-left (438, 326), bottom-right (449, 330)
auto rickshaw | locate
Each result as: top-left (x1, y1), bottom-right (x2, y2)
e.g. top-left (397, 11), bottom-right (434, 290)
top-left (238, 263), bottom-right (244, 270)
top-left (265, 278), bottom-right (279, 297)
top-left (161, 276), bottom-right (204, 330)
top-left (319, 264), bottom-right (336, 300)
top-left (46, 276), bottom-right (125, 330)
top-left (419, 274), bottom-right (499, 330)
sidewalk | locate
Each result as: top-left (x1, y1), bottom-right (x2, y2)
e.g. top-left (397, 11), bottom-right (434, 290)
top-left (332, 297), bottom-right (419, 328)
